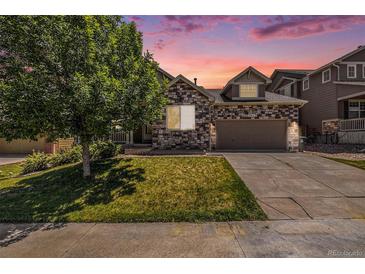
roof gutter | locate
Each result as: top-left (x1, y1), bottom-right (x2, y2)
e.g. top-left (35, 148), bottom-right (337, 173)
top-left (213, 100), bottom-right (308, 107)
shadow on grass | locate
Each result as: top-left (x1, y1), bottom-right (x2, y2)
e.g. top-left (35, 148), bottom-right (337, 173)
top-left (0, 158), bottom-right (145, 222)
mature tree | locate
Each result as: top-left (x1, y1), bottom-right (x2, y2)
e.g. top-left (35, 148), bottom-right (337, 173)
top-left (0, 16), bottom-right (167, 178)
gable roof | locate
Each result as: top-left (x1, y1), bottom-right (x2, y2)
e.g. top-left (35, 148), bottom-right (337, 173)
top-left (168, 74), bottom-right (214, 99)
top-left (222, 66), bottom-right (271, 95)
top-left (308, 45), bottom-right (365, 76)
top-left (226, 66), bottom-right (271, 86)
top-left (157, 67), bottom-right (175, 81)
top-left (270, 69), bottom-right (314, 80)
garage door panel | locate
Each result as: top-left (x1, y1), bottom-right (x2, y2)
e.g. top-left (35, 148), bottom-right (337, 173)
top-left (216, 120), bottom-right (287, 150)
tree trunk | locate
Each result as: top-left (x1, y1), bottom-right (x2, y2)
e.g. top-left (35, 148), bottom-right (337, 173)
top-left (81, 142), bottom-right (91, 178)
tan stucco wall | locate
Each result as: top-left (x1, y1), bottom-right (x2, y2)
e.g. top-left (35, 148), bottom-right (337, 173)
top-left (0, 137), bottom-right (48, 154)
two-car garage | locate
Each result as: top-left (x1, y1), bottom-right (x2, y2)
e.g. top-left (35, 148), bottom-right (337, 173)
top-left (215, 119), bottom-right (288, 150)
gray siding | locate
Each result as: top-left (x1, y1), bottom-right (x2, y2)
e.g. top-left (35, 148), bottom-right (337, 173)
top-left (300, 68), bottom-right (338, 133)
top-left (235, 71), bottom-right (264, 82)
top-left (339, 63), bottom-right (365, 82)
top-left (337, 84), bottom-right (365, 99)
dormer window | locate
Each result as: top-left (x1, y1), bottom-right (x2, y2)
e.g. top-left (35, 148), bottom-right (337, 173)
top-left (239, 84), bottom-right (258, 98)
top-left (347, 64), bottom-right (357, 79)
top-left (322, 69), bottom-right (331, 83)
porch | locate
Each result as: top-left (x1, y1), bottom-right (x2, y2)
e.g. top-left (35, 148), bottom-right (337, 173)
top-left (110, 125), bottom-right (152, 145)
top-left (322, 118), bottom-right (365, 144)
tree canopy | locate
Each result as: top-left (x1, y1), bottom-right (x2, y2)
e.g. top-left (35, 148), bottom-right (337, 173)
top-left (0, 16), bottom-right (167, 177)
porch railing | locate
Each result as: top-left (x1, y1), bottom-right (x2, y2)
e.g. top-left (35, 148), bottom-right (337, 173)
top-left (110, 129), bottom-right (133, 144)
top-left (339, 118), bottom-right (365, 132)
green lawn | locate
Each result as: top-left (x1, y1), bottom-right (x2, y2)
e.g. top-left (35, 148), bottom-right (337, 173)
top-left (0, 156), bottom-right (266, 222)
top-left (0, 162), bottom-right (23, 180)
top-left (327, 158), bottom-right (365, 171)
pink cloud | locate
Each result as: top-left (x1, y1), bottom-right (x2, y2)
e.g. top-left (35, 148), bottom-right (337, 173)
top-left (146, 16), bottom-right (249, 37)
top-left (126, 16), bottom-right (144, 27)
top-left (153, 38), bottom-right (176, 51)
top-left (251, 16), bottom-right (365, 40)
top-left (155, 53), bottom-right (314, 88)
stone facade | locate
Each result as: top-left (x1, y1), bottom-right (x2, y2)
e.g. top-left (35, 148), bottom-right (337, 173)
top-left (152, 80), bottom-right (212, 150)
top-left (322, 119), bottom-right (340, 134)
top-left (152, 80), bottom-right (301, 151)
top-left (211, 104), bottom-right (300, 151)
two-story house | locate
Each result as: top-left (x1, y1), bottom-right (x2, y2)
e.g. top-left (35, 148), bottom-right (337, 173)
top-left (150, 66), bottom-right (306, 151)
top-left (270, 45), bottom-right (365, 143)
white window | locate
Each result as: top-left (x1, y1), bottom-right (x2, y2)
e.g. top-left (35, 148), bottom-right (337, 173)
top-left (322, 69), bottom-right (331, 83)
top-left (166, 105), bottom-right (195, 130)
top-left (347, 64), bottom-right (357, 79)
top-left (348, 100), bottom-right (365, 119)
top-left (303, 78), bottom-right (309, 90)
top-left (239, 84), bottom-right (258, 98)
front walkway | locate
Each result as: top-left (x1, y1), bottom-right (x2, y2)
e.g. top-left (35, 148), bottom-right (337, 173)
top-left (224, 153), bottom-right (365, 220)
top-left (0, 220), bottom-right (365, 257)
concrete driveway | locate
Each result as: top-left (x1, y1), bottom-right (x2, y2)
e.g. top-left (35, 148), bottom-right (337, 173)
top-left (224, 153), bottom-right (365, 220)
top-left (0, 154), bottom-right (26, 165)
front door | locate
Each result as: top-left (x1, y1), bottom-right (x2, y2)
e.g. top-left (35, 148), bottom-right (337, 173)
top-left (142, 125), bottom-right (152, 143)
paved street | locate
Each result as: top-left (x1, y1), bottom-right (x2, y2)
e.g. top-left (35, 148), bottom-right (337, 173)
top-left (0, 154), bottom-right (26, 165)
top-left (0, 220), bottom-right (365, 257)
top-left (224, 153), bottom-right (365, 220)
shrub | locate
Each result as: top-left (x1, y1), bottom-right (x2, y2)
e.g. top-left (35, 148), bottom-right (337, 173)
top-left (90, 140), bottom-right (122, 160)
top-left (22, 152), bottom-right (49, 174)
top-left (48, 145), bottom-right (82, 167)
top-left (21, 141), bottom-right (121, 174)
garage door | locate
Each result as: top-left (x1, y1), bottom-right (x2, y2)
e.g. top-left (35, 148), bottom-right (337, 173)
top-left (216, 120), bottom-right (287, 150)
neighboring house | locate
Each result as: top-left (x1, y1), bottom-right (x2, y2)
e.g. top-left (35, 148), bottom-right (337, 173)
top-left (0, 137), bottom-right (74, 154)
top-left (270, 45), bottom-right (365, 143)
top-left (151, 66), bottom-right (306, 151)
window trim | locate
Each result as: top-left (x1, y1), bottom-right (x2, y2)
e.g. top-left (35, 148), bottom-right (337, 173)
top-left (322, 69), bottom-right (331, 84)
top-left (348, 99), bottom-right (365, 119)
top-left (347, 64), bottom-right (357, 79)
top-left (303, 77), bottom-right (309, 91)
top-left (166, 105), bottom-right (195, 131)
top-left (239, 84), bottom-right (259, 98)
top-left (363, 64), bottom-right (365, 79)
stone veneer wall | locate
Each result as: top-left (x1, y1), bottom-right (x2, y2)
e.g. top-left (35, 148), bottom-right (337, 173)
top-left (152, 80), bottom-right (301, 151)
top-left (211, 104), bottom-right (300, 151)
top-left (322, 119), bottom-right (340, 134)
top-left (152, 80), bottom-right (212, 150)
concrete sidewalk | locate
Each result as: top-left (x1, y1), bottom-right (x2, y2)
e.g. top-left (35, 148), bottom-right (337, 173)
top-left (1, 220), bottom-right (365, 258)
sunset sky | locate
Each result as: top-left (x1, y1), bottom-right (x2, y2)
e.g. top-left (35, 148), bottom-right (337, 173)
top-left (125, 16), bottom-right (365, 88)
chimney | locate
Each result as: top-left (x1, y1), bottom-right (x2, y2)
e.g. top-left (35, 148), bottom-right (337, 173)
top-left (194, 78), bottom-right (197, 85)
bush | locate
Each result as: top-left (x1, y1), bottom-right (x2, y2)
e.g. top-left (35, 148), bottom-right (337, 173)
top-left (48, 145), bottom-right (82, 167)
top-left (21, 141), bottom-right (121, 174)
top-left (22, 152), bottom-right (49, 174)
top-left (90, 140), bottom-right (122, 160)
